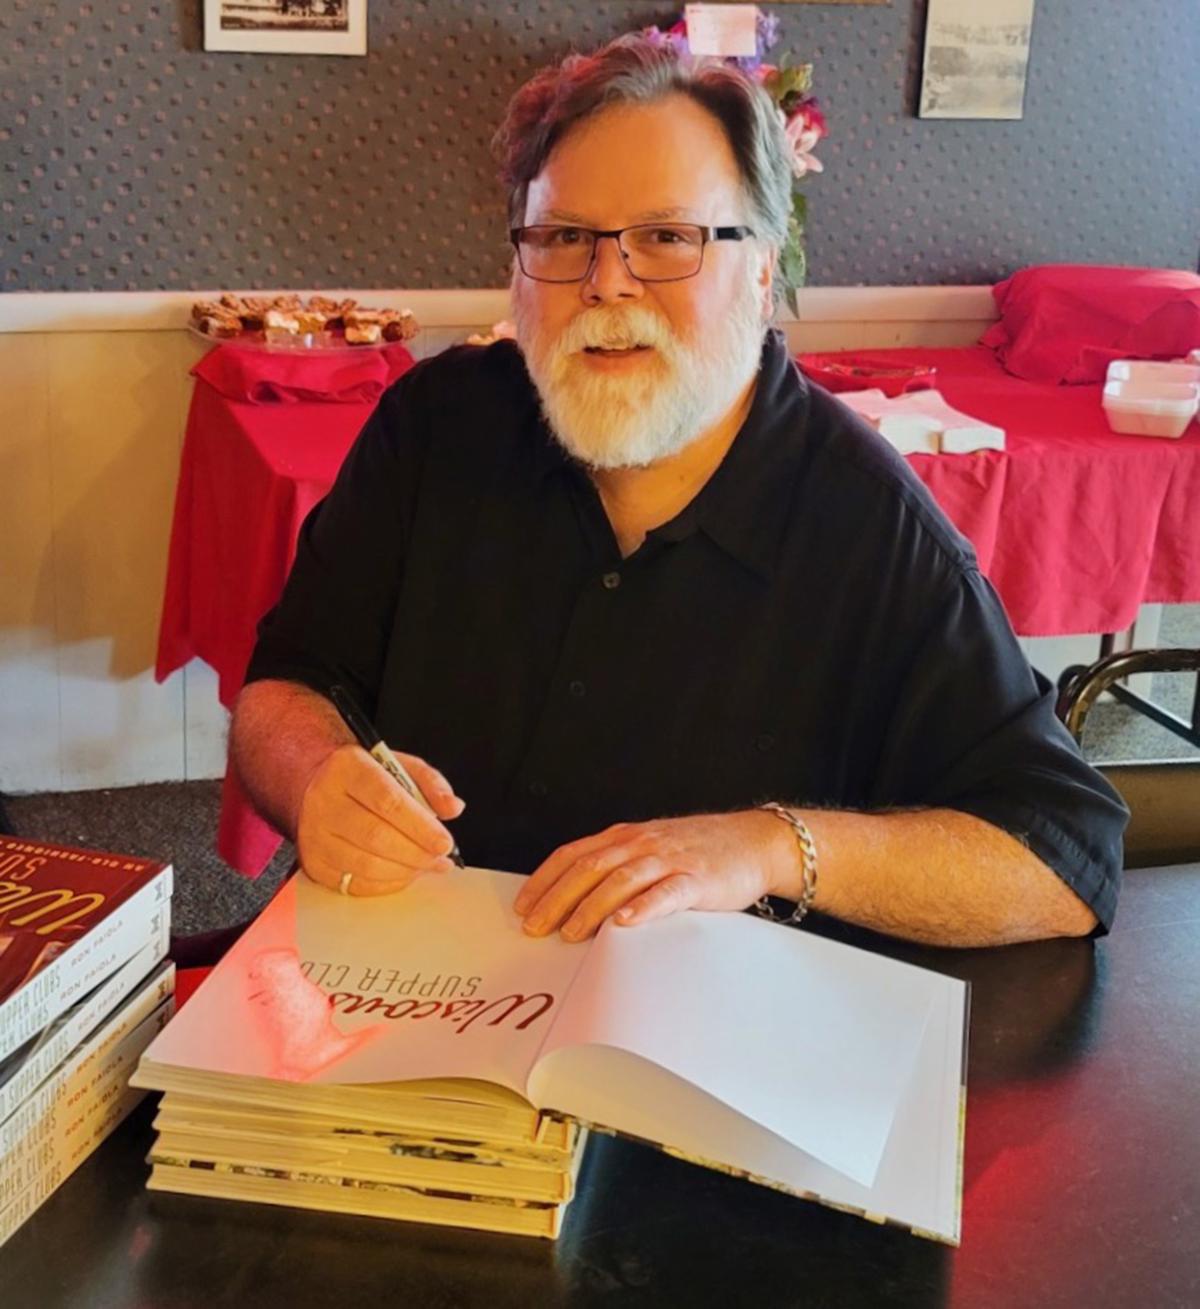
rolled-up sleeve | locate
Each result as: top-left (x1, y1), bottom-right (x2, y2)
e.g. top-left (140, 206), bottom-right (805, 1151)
top-left (873, 565), bottom-right (1129, 933)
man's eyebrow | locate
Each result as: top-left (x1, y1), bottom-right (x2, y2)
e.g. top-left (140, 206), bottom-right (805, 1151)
top-left (530, 206), bottom-right (698, 226)
top-left (633, 207), bottom-right (696, 222)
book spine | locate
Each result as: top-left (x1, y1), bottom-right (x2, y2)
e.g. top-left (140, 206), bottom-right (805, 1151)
top-left (0, 1003), bottom-right (171, 1249)
top-left (0, 918), bottom-right (170, 1126)
top-left (0, 867), bottom-right (172, 1064)
top-left (0, 1005), bottom-right (170, 1210)
top-left (1, 965), bottom-right (175, 1159)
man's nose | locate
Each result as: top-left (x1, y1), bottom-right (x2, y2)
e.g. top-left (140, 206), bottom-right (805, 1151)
top-left (582, 235), bottom-right (644, 304)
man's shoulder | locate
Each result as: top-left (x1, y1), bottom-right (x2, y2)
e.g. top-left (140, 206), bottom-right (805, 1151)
top-left (800, 381), bottom-right (977, 577)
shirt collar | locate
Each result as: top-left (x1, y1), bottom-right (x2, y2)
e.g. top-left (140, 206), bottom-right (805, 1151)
top-left (645, 330), bottom-right (810, 580)
top-left (523, 330), bottom-right (811, 580)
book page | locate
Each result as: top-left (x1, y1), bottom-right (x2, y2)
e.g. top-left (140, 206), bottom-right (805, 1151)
top-left (144, 869), bottom-right (592, 1095)
top-left (527, 911), bottom-right (935, 1187)
top-left (530, 974), bottom-right (966, 1242)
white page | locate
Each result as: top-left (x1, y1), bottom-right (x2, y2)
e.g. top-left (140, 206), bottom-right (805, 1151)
top-left (685, 4), bottom-right (759, 57)
top-left (144, 869), bottom-right (591, 1095)
top-left (529, 970), bottom-right (966, 1241)
top-left (527, 912), bottom-right (933, 1187)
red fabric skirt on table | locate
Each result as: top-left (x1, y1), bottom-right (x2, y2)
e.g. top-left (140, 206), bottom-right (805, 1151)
top-left (156, 341), bottom-right (416, 878)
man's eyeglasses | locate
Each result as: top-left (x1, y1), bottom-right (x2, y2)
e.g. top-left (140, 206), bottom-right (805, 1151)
top-left (510, 223), bottom-right (755, 284)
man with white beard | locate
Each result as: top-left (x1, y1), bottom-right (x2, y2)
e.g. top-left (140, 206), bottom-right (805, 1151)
top-left (231, 37), bottom-right (1126, 947)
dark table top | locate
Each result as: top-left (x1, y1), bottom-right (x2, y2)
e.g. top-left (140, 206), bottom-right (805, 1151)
top-left (3, 864), bottom-right (1198, 1309)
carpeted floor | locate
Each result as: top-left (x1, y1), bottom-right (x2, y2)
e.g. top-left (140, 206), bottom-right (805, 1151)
top-left (4, 606), bottom-right (1196, 935)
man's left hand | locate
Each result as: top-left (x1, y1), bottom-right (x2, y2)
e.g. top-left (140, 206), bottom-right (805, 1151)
top-left (512, 811), bottom-right (787, 941)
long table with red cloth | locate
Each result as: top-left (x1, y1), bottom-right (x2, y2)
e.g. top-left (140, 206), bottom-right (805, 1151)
top-left (156, 342), bottom-right (1200, 877)
top-left (867, 346), bottom-right (1200, 634)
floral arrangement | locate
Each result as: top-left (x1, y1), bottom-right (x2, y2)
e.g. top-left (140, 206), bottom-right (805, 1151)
top-left (643, 10), bottom-right (827, 310)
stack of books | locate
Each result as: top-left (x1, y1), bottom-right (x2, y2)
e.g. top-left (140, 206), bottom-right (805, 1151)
top-left (140, 1078), bottom-right (586, 1239)
top-left (0, 835), bottom-right (174, 1247)
top-left (134, 865), bottom-right (968, 1244)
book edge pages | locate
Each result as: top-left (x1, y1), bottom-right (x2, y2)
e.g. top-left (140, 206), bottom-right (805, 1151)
top-left (145, 1132), bottom-right (589, 1242)
top-left (150, 1093), bottom-right (576, 1162)
top-left (131, 1061), bottom-right (546, 1147)
top-left (147, 1131), bottom-right (574, 1204)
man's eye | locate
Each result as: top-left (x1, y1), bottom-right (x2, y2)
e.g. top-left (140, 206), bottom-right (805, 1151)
top-left (549, 228), bottom-right (584, 246)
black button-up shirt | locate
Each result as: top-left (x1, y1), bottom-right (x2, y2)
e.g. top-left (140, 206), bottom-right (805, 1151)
top-left (245, 332), bottom-right (1127, 929)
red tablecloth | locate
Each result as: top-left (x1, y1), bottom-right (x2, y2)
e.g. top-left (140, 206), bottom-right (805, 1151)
top-left (157, 343), bottom-right (1200, 877)
top-left (857, 347), bottom-right (1200, 635)
top-left (156, 342), bottom-right (415, 876)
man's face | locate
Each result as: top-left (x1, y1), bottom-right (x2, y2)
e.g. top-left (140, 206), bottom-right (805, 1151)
top-left (512, 94), bottom-right (773, 470)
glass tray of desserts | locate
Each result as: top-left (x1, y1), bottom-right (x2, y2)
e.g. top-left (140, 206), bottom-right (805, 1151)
top-left (189, 294), bottom-right (418, 352)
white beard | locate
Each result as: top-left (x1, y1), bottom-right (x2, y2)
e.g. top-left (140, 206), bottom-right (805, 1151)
top-left (514, 277), bottom-right (767, 471)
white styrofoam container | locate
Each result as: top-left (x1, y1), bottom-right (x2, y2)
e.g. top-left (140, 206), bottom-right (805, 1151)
top-left (1106, 359), bottom-right (1200, 386)
top-left (1102, 380), bottom-right (1199, 438)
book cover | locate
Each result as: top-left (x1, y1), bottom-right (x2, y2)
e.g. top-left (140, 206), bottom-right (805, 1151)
top-left (0, 836), bottom-right (173, 1064)
top-left (0, 921), bottom-right (170, 1127)
top-left (137, 868), bottom-right (967, 1243)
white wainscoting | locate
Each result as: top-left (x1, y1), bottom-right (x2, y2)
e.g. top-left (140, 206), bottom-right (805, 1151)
top-left (0, 283), bottom-right (1107, 797)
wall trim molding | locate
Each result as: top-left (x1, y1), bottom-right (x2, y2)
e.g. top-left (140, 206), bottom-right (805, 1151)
top-left (0, 285), bottom-right (997, 334)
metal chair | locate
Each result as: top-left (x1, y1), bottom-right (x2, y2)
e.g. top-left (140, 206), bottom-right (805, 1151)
top-left (1058, 648), bottom-right (1200, 868)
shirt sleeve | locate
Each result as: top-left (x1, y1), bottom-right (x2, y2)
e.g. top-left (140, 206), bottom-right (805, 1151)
top-left (871, 565), bottom-right (1129, 933)
top-left (242, 370), bottom-right (430, 717)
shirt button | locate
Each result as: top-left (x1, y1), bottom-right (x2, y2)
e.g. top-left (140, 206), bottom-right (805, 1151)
top-left (569, 680), bottom-right (586, 698)
top-left (756, 733), bottom-right (776, 752)
top-left (529, 780), bottom-right (548, 798)
top-left (602, 572), bottom-right (621, 590)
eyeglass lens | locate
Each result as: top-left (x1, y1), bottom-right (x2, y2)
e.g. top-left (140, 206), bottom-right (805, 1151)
top-left (518, 224), bottom-right (706, 282)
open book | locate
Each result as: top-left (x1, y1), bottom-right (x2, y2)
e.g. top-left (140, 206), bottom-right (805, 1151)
top-left (137, 868), bottom-right (967, 1243)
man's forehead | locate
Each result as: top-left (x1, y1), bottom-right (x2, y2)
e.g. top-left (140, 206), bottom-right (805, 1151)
top-left (524, 99), bottom-right (747, 226)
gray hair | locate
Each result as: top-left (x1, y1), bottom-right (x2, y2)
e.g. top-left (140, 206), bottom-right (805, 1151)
top-left (493, 35), bottom-right (793, 252)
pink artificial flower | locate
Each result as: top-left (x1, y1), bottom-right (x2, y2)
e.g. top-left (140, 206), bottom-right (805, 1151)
top-left (797, 97), bottom-right (827, 138)
top-left (781, 109), bottom-right (824, 178)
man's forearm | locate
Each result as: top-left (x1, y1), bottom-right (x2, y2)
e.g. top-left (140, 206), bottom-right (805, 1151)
top-left (765, 807), bottom-right (1098, 947)
top-left (229, 680), bottom-right (352, 840)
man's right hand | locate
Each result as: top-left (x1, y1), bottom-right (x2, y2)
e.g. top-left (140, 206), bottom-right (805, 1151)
top-left (296, 743), bottom-right (466, 897)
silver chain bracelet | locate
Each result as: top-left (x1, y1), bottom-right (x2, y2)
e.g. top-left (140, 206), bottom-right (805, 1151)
top-left (753, 801), bottom-right (819, 928)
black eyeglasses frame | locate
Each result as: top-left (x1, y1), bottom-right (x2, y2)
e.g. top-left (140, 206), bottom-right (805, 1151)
top-left (508, 223), bottom-right (756, 284)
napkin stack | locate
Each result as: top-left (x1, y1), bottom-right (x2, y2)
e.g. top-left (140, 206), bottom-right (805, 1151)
top-left (837, 389), bottom-right (1006, 456)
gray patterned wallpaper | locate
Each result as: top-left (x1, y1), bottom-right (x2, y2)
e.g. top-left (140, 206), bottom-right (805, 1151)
top-left (2, 0), bottom-right (1197, 291)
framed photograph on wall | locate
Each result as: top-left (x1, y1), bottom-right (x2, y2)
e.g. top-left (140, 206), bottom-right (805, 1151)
top-left (204, 0), bottom-right (367, 57)
top-left (919, 0), bottom-right (1036, 120)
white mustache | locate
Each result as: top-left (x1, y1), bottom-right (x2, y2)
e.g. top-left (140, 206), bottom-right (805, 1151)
top-left (555, 306), bottom-right (675, 355)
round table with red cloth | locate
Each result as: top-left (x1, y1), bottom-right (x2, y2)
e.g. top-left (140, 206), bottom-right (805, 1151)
top-left (156, 342), bottom-right (1200, 877)
top-left (155, 341), bottom-right (416, 878)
